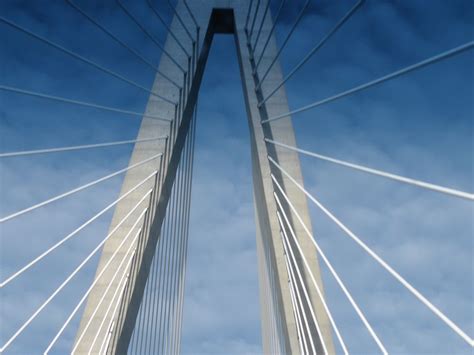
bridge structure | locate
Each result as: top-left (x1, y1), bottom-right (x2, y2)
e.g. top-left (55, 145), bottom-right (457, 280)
top-left (0, 0), bottom-right (473, 354)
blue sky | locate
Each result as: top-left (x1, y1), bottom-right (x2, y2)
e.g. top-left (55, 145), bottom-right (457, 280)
top-left (0, 0), bottom-right (473, 354)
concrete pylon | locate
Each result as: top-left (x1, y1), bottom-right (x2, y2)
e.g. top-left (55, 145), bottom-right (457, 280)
top-left (75, 1), bottom-right (334, 354)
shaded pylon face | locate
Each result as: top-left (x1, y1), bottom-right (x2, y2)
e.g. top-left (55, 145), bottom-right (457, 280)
top-left (75, 2), bottom-right (333, 354)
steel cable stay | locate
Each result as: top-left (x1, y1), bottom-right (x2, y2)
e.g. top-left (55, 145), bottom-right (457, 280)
top-left (146, 0), bottom-right (192, 57)
top-left (162, 126), bottom-right (193, 353)
top-left (141, 161), bottom-right (174, 354)
top-left (253, 0), bottom-right (287, 74)
top-left (262, 41), bottom-right (474, 123)
top-left (0, 16), bottom-right (178, 107)
top-left (98, 269), bottom-right (132, 355)
top-left (250, 0), bottom-right (271, 54)
top-left (182, 0), bottom-right (199, 30)
top-left (269, 156), bottom-right (474, 347)
top-left (161, 145), bottom-right (187, 354)
top-left (244, 0), bottom-right (255, 32)
top-left (248, 0), bottom-right (262, 41)
top-left (266, 196), bottom-right (289, 353)
top-left (43, 219), bottom-right (144, 354)
top-left (0, 170), bottom-right (158, 288)
top-left (284, 254), bottom-right (306, 354)
top-left (0, 153), bottom-right (162, 223)
top-left (279, 221), bottom-right (332, 355)
top-left (70, 243), bottom-right (136, 355)
top-left (52, 157), bottom-right (159, 351)
top-left (64, 0), bottom-right (182, 89)
top-left (162, 159), bottom-right (185, 354)
top-left (131, 211), bottom-right (160, 352)
top-left (276, 213), bottom-right (321, 354)
top-left (116, 0), bottom-right (187, 74)
top-left (172, 134), bottom-right (195, 354)
top-left (176, 114), bottom-right (197, 352)
top-left (258, 0), bottom-right (364, 107)
top-left (0, 192), bottom-right (152, 353)
top-left (150, 171), bottom-right (173, 354)
top-left (171, 110), bottom-right (197, 354)
top-left (130, 180), bottom-right (153, 353)
top-left (0, 137), bottom-right (167, 158)
top-left (275, 197), bottom-right (348, 354)
top-left (265, 139), bottom-right (474, 201)
top-left (165, 0), bottom-right (195, 43)
top-left (131, 172), bottom-right (159, 353)
top-left (0, 85), bottom-right (171, 122)
top-left (255, 0), bottom-right (311, 92)
top-left (284, 251), bottom-right (311, 355)
top-left (159, 161), bottom-right (182, 354)
top-left (86, 254), bottom-right (136, 354)
top-left (270, 173), bottom-right (388, 353)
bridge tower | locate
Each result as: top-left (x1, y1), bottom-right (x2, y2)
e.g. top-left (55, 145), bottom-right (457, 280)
top-left (75, 1), bottom-right (334, 353)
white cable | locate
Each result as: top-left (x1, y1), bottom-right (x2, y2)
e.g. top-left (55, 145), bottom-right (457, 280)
top-left (258, 0), bottom-right (364, 107)
top-left (0, 191), bottom-right (151, 352)
top-left (97, 269), bottom-right (131, 355)
top-left (43, 222), bottom-right (142, 354)
top-left (0, 170), bottom-right (156, 288)
top-left (0, 137), bottom-right (167, 158)
top-left (70, 233), bottom-right (138, 354)
top-left (96, 270), bottom-right (131, 355)
top-left (275, 196), bottom-right (348, 354)
top-left (0, 85), bottom-right (172, 122)
top-left (270, 156), bottom-right (474, 347)
top-left (64, 0), bottom-right (182, 89)
top-left (263, 41), bottom-right (474, 123)
top-left (86, 257), bottom-right (132, 355)
top-left (0, 17), bottom-right (178, 106)
top-left (277, 212), bottom-right (323, 354)
top-left (266, 139), bottom-right (474, 201)
top-left (278, 226), bottom-right (314, 355)
top-left (285, 254), bottom-right (306, 355)
top-left (271, 173), bottom-right (388, 354)
top-left (0, 153), bottom-right (161, 223)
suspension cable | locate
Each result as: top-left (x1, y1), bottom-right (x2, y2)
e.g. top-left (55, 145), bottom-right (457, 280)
top-left (271, 173), bottom-right (388, 353)
top-left (266, 139), bottom-right (474, 201)
top-left (251, 0), bottom-right (271, 54)
top-left (182, 0), bottom-right (199, 30)
top-left (44, 225), bottom-right (141, 354)
top-left (258, 0), bottom-right (363, 107)
top-left (0, 15), bottom-right (178, 106)
top-left (64, 0), bottom-right (182, 89)
top-left (0, 85), bottom-right (171, 122)
top-left (255, 0), bottom-right (310, 91)
top-left (0, 170), bottom-right (157, 288)
top-left (248, 0), bottom-right (262, 40)
top-left (275, 196), bottom-right (348, 354)
top-left (276, 212), bottom-right (322, 354)
top-left (71, 238), bottom-right (137, 354)
top-left (146, 0), bottom-right (192, 57)
top-left (166, 0), bottom-right (195, 43)
top-left (0, 137), bottom-right (166, 158)
top-left (254, 0), bottom-right (286, 74)
top-left (269, 156), bottom-right (474, 347)
top-left (285, 253), bottom-right (306, 354)
top-left (86, 256), bottom-right (134, 354)
top-left (263, 41), bottom-right (474, 123)
top-left (0, 153), bottom-right (162, 223)
top-left (97, 268), bottom-right (132, 355)
top-left (116, 0), bottom-right (187, 73)
top-left (0, 194), bottom-right (150, 353)
top-left (244, 0), bottom-right (255, 31)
